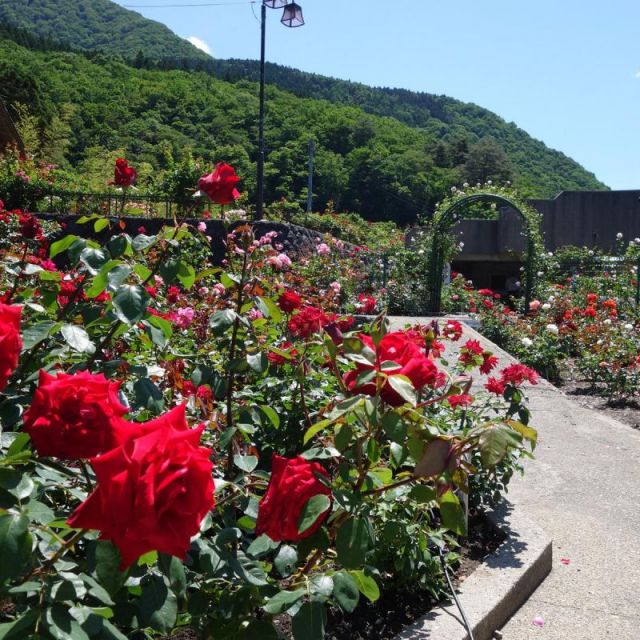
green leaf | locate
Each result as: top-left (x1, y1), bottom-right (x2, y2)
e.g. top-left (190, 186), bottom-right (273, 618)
top-left (61, 324), bottom-right (94, 353)
top-left (264, 588), bottom-right (306, 615)
top-left (233, 455), bottom-right (258, 473)
top-left (112, 284), bottom-right (150, 324)
top-left (80, 247), bottom-right (108, 275)
top-left (147, 313), bottom-right (173, 339)
top-left (382, 412), bottom-right (407, 443)
top-left (350, 570), bottom-right (380, 602)
top-left (257, 296), bottom-right (282, 322)
top-left (106, 265), bottom-right (132, 292)
top-left (137, 575), bottom-right (177, 634)
top-left (94, 218), bottom-right (110, 233)
top-left (309, 575), bottom-right (334, 600)
top-left (45, 605), bottom-right (91, 640)
top-left (0, 469), bottom-right (34, 500)
top-left (49, 234), bottom-right (79, 258)
top-left (247, 534), bottom-right (279, 558)
top-left (274, 545), bottom-right (298, 577)
top-left (298, 494), bottom-right (331, 535)
top-left (505, 419), bottom-right (538, 449)
top-left (158, 554), bottom-right (187, 600)
top-left (291, 601), bottom-right (326, 640)
top-left (94, 541), bottom-right (126, 596)
top-left (0, 610), bottom-right (37, 639)
top-left (336, 517), bottom-right (371, 569)
top-left (332, 572), bottom-right (360, 612)
top-left (478, 424), bottom-right (523, 467)
top-left (303, 419), bottom-right (332, 445)
top-left (177, 261), bottom-right (196, 289)
top-left (259, 405), bottom-right (280, 429)
top-left (21, 321), bottom-right (58, 350)
top-left (108, 234), bottom-right (131, 259)
top-left (209, 309), bottom-right (237, 335)
top-left (132, 234), bottom-right (157, 252)
top-left (85, 259), bottom-right (120, 298)
top-left (133, 378), bottom-right (165, 415)
top-left (0, 512), bottom-right (32, 582)
top-left (409, 485), bottom-right (436, 504)
top-left (387, 375), bottom-right (417, 406)
top-left (79, 573), bottom-right (114, 606)
top-left (230, 550), bottom-right (268, 586)
top-left (439, 490), bottom-right (467, 536)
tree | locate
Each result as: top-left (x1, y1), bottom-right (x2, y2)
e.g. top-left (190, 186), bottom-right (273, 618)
top-left (462, 137), bottom-right (513, 185)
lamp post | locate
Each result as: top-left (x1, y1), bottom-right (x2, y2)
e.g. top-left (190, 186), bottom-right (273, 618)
top-left (255, 1), bottom-right (305, 220)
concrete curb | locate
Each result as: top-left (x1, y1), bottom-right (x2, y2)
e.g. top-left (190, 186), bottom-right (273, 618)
top-left (394, 503), bottom-right (552, 640)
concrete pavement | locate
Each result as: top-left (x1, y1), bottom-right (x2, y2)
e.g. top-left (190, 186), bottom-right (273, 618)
top-left (389, 317), bottom-right (640, 640)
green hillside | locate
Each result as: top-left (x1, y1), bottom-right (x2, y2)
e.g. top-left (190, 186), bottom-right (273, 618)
top-left (0, 0), bottom-right (209, 63)
top-left (0, 0), bottom-right (607, 221)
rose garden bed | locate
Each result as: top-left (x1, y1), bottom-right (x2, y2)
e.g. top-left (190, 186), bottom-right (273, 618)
top-left (0, 164), bottom-right (538, 640)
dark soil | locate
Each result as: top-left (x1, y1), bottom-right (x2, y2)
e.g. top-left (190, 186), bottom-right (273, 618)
top-left (558, 361), bottom-right (640, 430)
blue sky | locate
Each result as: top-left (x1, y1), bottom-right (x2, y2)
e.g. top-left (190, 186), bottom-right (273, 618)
top-left (114, 0), bottom-right (640, 190)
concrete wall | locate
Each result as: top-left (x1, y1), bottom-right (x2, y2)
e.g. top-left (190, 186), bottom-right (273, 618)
top-left (407, 190), bottom-right (640, 259)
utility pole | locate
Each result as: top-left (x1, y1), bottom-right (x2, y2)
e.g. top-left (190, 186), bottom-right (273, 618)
top-left (306, 138), bottom-right (314, 213)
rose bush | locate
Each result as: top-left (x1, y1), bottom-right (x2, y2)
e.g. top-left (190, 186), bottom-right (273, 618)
top-left (0, 191), bottom-right (537, 639)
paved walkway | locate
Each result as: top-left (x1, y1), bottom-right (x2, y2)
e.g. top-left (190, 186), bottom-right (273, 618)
top-left (389, 317), bottom-right (640, 640)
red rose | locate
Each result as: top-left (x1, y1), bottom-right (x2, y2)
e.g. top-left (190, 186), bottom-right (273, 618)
top-left (278, 290), bottom-right (302, 314)
top-left (498, 364), bottom-right (538, 386)
top-left (68, 421), bottom-right (214, 569)
top-left (0, 303), bottom-right (22, 391)
top-left (288, 306), bottom-right (330, 338)
top-left (256, 455), bottom-right (331, 542)
top-left (198, 163), bottom-right (240, 205)
top-left (442, 320), bottom-right (463, 341)
top-left (24, 370), bottom-right (130, 459)
top-left (356, 294), bottom-right (377, 315)
top-left (485, 377), bottom-right (506, 395)
top-left (479, 353), bottom-right (499, 375)
top-left (344, 331), bottom-right (443, 406)
top-left (18, 212), bottom-right (42, 240)
top-left (113, 158), bottom-right (137, 188)
top-left (267, 341), bottom-right (298, 365)
top-left (447, 394), bottom-right (473, 408)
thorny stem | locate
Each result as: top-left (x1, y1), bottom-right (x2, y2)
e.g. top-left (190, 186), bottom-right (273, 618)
top-left (24, 528), bottom-right (88, 582)
top-left (225, 247), bottom-right (250, 478)
top-left (5, 242), bottom-right (29, 303)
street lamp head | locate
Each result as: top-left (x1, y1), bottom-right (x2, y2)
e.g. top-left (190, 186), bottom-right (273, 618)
top-left (263, 0), bottom-right (287, 7)
top-left (281, 2), bottom-right (305, 27)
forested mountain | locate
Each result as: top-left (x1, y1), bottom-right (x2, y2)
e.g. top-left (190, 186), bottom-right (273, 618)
top-left (0, 0), bottom-right (606, 222)
top-left (0, 0), bottom-right (209, 64)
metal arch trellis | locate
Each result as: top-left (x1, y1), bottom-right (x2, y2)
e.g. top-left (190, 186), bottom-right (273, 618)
top-left (426, 192), bottom-right (543, 313)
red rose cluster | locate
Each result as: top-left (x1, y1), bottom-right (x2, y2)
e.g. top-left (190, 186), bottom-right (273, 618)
top-left (485, 363), bottom-right (539, 395)
top-left (288, 305), bottom-right (331, 338)
top-left (198, 163), bottom-right (240, 205)
top-left (458, 339), bottom-right (498, 375)
top-left (256, 455), bottom-right (331, 542)
top-left (0, 303), bottom-right (22, 391)
top-left (23, 368), bottom-right (213, 568)
top-left (112, 158), bottom-right (137, 188)
top-left (344, 331), bottom-right (443, 406)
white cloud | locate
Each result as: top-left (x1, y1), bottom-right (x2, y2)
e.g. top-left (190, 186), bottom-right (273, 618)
top-left (186, 36), bottom-right (211, 55)
top-left (635, 70), bottom-right (640, 79)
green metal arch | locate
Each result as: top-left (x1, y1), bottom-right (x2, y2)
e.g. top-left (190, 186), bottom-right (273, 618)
top-left (427, 192), bottom-right (540, 313)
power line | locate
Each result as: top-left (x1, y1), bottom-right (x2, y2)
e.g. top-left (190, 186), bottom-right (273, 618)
top-left (123, 1), bottom-right (255, 7)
